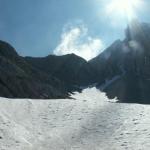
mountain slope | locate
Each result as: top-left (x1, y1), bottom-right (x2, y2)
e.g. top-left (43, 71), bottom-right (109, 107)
top-left (1, 20), bottom-right (150, 103)
top-left (0, 40), bottom-right (68, 99)
top-left (25, 54), bottom-right (98, 89)
top-left (89, 20), bottom-right (150, 103)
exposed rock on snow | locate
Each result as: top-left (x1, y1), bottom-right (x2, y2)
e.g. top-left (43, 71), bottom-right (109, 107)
top-left (0, 88), bottom-right (150, 150)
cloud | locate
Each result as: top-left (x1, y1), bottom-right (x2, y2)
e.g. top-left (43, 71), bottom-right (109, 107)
top-left (53, 23), bottom-right (104, 60)
top-left (129, 40), bottom-right (142, 51)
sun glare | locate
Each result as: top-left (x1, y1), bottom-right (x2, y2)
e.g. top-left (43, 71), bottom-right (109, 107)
top-left (106, 0), bottom-right (142, 20)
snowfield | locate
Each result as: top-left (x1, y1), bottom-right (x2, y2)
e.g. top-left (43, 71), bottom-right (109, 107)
top-left (0, 88), bottom-right (150, 150)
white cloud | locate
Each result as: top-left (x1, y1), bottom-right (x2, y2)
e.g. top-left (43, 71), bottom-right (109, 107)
top-left (53, 23), bottom-right (104, 60)
top-left (129, 40), bottom-right (142, 51)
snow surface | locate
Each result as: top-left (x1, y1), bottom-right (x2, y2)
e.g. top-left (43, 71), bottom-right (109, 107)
top-left (0, 88), bottom-right (150, 150)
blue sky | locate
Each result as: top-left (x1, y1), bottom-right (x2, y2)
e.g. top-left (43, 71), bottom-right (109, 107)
top-left (0, 0), bottom-right (150, 60)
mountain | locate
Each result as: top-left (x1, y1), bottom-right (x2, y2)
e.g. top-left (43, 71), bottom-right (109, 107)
top-left (89, 20), bottom-right (150, 104)
top-left (0, 41), bottom-right (98, 99)
top-left (0, 41), bottom-right (68, 99)
top-left (25, 54), bottom-right (98, 90)
top-left (1, 20), bottom-right (150, 103)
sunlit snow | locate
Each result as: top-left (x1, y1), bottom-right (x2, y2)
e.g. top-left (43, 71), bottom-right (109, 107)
top-left (0, 88), bottom-right (150, 150)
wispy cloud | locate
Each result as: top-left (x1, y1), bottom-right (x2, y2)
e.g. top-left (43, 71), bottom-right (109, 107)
top-left (53, 22), bottom-right (104, 60)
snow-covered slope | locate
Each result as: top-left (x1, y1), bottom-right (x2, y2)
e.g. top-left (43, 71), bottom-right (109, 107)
top-left (0, 88), bottom-right (150, 150)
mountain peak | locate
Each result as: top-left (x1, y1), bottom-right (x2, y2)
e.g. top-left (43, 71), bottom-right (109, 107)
top-left (0, 40), bottom-right (18, 58)
top-left (1, 21), bottom-right (150, 103)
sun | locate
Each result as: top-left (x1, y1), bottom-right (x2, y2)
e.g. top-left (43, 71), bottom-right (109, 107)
top-left (106, 0), bottom-right (142, 20)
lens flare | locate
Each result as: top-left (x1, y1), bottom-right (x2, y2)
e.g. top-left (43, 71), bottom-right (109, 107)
top-left (106, 0), bottom-right (142, 20)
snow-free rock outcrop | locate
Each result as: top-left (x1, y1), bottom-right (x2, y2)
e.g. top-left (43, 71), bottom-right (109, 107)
top-left (0, 41), bottom-right (68, 99)
top-left (89, 20), bottom-right (150, 103)
top-left (1, 20), bottom-right (150, 103)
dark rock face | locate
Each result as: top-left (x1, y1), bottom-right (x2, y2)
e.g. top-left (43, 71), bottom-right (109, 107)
top-left (1, 21), bottom-right (150, 103)
top-left (25, 54), bottom-right (98, 91)
top-left (89, 40), bottom-right (124, 85)
top-left (0, 41), bottom-right (98, 99)
top-left (89, 21), bottom-right (150, 104)
top-left (0, 41), bottom-right (68, 99)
